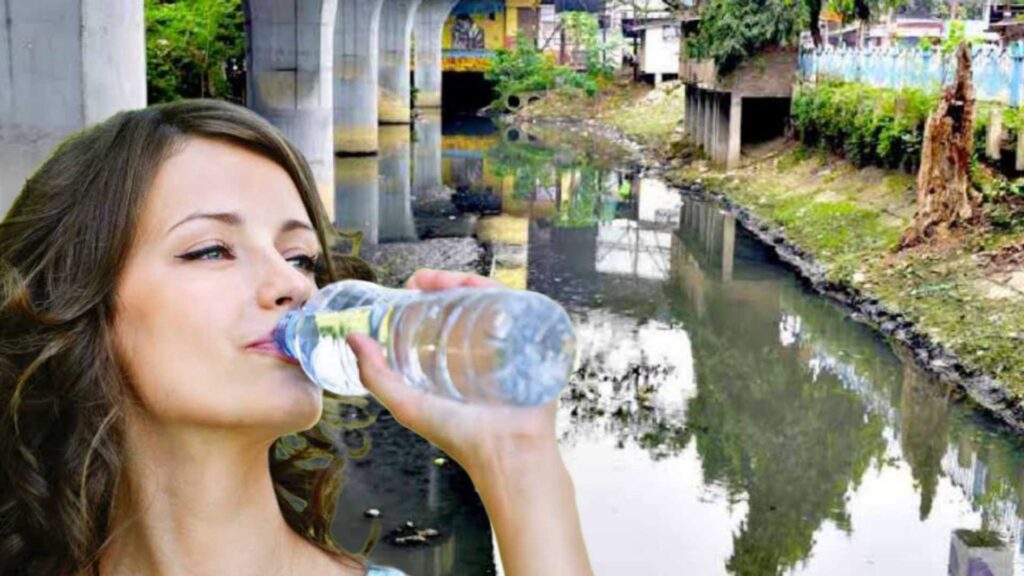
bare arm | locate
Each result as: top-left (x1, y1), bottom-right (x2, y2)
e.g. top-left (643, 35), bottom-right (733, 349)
top-left (346, 269), bottom-right (593, 576)
top-left (468, 439), bottom-right (593, 576)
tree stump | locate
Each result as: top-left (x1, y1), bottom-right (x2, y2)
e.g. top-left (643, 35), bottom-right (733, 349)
top-left (900, 44), bottom-right (978, 249)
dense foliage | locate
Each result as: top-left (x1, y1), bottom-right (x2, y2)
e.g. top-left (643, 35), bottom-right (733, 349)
top-left (685, 0), bottom-right (807, 75)
top-left (686, 0), bottom-right (982, 73)
top-left (791, 81), bottom-right (937, 172)
top-left (145, 0), bottom-right (246, 104)
top-left (486, 12), bottom-right (614, 101)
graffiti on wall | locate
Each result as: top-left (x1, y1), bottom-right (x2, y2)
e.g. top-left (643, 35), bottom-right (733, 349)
top-left (451, 15), bottom-right (486, 50)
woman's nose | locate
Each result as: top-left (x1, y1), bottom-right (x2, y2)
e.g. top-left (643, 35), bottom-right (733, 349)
top-left (256, 252), bottom-right (314, 310)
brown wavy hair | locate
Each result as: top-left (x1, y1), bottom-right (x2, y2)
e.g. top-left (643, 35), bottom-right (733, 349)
top-left (0, 99), bottom-right (371, 575)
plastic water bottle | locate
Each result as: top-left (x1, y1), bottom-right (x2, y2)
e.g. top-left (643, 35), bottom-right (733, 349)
top-left (273, 280), bottom-right (576, 406)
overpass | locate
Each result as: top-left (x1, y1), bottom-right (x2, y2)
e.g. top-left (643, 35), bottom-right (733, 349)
top-left (0, 0), bottom-right (527, 214)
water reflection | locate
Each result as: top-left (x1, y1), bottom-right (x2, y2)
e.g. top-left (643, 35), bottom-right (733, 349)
top-left (335, 155), bottom-right (380, 245)
top-left (378, 126), bottom-right (416, 243)
top-left (424, 122), bottom-right (1024, 574)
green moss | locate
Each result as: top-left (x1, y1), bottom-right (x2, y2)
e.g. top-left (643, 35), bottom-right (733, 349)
top-left (884, 173), bottom-right (916, 197)
top-left (955, 529), bottom-right (1005, 549)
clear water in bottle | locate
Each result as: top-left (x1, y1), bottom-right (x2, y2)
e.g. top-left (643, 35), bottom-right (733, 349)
top-left (274, 280), bottom-right (577, 406)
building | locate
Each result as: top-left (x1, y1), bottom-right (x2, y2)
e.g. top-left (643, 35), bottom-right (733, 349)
top-left (442, 0), bottom-right (542, 73)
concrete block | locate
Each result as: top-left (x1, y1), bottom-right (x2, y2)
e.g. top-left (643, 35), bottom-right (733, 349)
top-left (948, 530), bottom-right (1012, 576)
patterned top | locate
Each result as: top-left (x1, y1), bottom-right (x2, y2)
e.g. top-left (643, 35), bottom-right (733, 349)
top-left (365, 563), bottom-right (408, 576)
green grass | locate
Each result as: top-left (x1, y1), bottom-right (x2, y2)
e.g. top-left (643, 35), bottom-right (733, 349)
top-left (771, 197), bottom-right (902, 282)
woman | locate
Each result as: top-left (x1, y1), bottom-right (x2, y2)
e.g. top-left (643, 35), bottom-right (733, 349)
top-left (0, 99), bottom-right (593, 576)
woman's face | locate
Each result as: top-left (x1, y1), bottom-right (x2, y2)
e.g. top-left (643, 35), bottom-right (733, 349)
top-left (113, 137), bottom-right (323, 436)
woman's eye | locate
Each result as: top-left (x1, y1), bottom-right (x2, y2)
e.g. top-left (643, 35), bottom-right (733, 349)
top-left (288, 254), bottom-right (322, 274)
top-left (178, 245), bottom-right (233, 262)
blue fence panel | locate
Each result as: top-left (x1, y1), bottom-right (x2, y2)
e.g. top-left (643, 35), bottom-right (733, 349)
top-left (799, 42), bottom-right (1024, 105)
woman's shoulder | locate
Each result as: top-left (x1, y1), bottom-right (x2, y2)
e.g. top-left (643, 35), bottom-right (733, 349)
top-left (365, 563), bottom-right (409, 576)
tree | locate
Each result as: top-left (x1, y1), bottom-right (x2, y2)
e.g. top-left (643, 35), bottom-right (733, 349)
top-left (900, 44), bottom-right (978, 248)
top-left (145, 0), bottom-right (246, 104)
top-left (685, 0), bottom-right (807, 74)
top-left (807, 0), bottom-right (824, 47)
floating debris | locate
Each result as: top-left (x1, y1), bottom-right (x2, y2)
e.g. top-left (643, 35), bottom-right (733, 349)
top-left (387, 521), bottom-right (442, 547)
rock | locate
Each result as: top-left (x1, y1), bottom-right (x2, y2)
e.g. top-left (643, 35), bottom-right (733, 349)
top-left (1007, 271), bottom-right (1024, 295)
top-left (386, 521), bottom-right (443, 547)
top-left (360, 237), bottom-right (484, 288)
top-left (977, 279), bottom-right (1022, 301)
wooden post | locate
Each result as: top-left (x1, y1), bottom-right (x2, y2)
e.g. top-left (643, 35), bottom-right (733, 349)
top-left (987, 107), bottom-right (1003, 162)
top-left (1016, 123), bottom-right (1024, 171)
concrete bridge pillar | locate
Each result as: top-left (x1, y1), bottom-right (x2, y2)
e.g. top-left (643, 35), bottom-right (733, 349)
top-left (413, 0), bottom-right (459, 108)
top-left (246, 0), bottom-right (338, 205)
top-left (334, 0), bottom-right (385, 155)
top-left (0, 0), bottom-right (145, 214)
top-left (379, 0), bottom-right (422, 124)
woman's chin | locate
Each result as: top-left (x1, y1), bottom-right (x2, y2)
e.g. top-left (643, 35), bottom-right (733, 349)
top-left (246, 373), bottom-right (324, 432)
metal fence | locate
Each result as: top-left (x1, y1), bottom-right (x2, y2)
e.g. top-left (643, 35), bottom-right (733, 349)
top-left (798, 42), bottom-right (1024, 106)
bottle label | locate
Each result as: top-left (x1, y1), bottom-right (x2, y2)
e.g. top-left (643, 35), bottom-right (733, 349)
top-left (313, 306), bottom-right (394, 350)
top-left (314, 308), bottom-right (372, 339)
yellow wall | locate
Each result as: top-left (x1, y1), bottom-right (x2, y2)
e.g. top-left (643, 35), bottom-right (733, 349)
top-left (441, 0), bottom-right (541, 72)
top-left (442, 13), bottom-right (507, 51)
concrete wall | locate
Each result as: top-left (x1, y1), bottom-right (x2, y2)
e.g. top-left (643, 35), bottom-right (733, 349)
top-left (641, 25), bottom-right (681, 76)
top-left (334, 0), bottom-right (385, 154)
top-left (378, 0), bottom-right (422, 124)
top-left (0, 0), bottom-right (146, 216)
top-left (679, 48), bottom-right (796, 98)
top-left (246, 0), bottom-right (338, 204)
top-left (714, 48), bottom-right (798, 98)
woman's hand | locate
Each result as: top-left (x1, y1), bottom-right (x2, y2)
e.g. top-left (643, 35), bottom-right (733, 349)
top-left (344, 268), bottom-right (556, 471)
top-left (345, 269), bottom-right (593, 576)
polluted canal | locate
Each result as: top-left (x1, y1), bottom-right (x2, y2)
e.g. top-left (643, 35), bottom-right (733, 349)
top-left (287, 113), bottom-right (1024, 576)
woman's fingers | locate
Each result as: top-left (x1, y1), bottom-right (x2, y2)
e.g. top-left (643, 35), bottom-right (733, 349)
top-left (405, 269), bottom-right (503, 291)
top-left (346, 333), bottom-right (461, 441)
top-left (346, 334), bottom-right (422, 425)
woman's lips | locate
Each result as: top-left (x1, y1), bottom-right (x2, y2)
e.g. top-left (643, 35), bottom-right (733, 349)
top-left (247, 340), bottom-right (300, 366)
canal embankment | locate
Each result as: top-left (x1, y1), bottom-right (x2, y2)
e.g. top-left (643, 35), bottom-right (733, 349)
top-left (515, 80), bottom-right (1024, 434)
